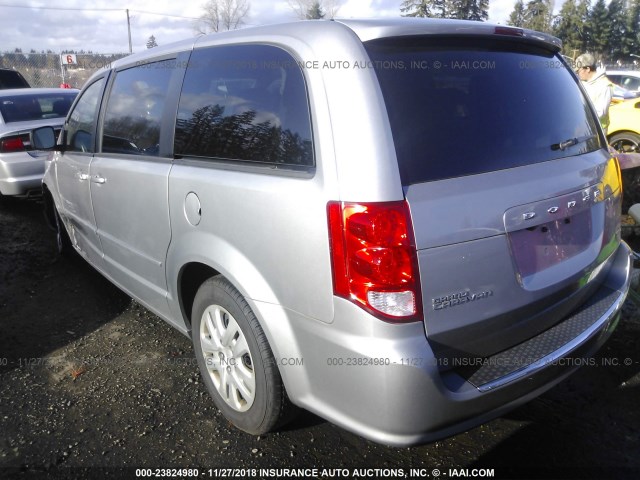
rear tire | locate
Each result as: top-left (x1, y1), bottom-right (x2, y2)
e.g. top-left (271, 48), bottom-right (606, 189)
top-left (191, 276), bottom-right (295, 435)
top-left (622, 167), bottom-right (640, 212)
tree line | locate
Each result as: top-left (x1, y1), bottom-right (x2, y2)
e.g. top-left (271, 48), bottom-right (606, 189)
top-left (0, 51), bottom-right (128, 69)
top-left (9, 0), bottom-right (639, 67)
top-left (402, 0), bottom-right (640, 64)
top-left (509, 0), bottom-right (640, 63)
top-left (400, 0), bottom-right (489, 21)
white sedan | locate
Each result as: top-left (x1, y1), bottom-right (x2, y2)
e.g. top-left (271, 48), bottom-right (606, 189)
top-left (0, 88), bottom-right (77, 197)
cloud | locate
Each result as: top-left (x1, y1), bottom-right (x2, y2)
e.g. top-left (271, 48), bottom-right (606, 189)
top-left (0, 0), bottom-right (522, 54)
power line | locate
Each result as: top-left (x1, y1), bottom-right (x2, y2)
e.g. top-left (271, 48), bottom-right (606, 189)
top-left (0, 4), bottom-right (121, 12)
top-left (0, 3), bottom-right (200, 20)
top-left (130, 10), bottom-right (200, 20)
top-left (0, 3), bottom-right (201, 54)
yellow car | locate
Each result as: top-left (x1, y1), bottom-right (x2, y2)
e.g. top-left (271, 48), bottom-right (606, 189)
top-left (608, 98), bottom-right (640, 152)
top-left (608, 98), bottom-right (640, 211)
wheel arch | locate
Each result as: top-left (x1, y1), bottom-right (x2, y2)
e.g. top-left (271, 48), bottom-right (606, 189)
top-left (173, 255), bottom-right (307, 398)
top-left (177, 261), bottom-right (220, 332)
top-left (168, 233), bottom-right (309, 403)
top-left (42, 183), bottom-right (57, 231)
top-left (168, 230), bottom-right (282, 328)
top-left (608, 129), bottom-right (640, 141)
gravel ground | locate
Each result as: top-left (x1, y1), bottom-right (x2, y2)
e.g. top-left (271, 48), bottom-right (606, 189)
top-left (1, 196), bottom-right (639, 480)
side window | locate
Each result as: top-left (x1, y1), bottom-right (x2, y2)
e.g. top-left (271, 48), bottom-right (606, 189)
top-left (102, 60), bottom-right (173, 156)
top-left (175, 45), bottom-right (314, 167)
top-left (623, 76), bottom-right (640, 91)
top-left (65, 78), bottom-right (105, 153)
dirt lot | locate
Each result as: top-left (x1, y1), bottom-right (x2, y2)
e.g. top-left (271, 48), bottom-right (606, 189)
top-left (1, 196), bottom-right (639, 479)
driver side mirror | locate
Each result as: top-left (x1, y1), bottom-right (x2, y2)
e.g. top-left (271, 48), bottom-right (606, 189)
top-left (30, 126), bottom-right (61, 151)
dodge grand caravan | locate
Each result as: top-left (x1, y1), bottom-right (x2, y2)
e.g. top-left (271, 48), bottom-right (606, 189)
top-left (33, 18), bottom-right (631, 446)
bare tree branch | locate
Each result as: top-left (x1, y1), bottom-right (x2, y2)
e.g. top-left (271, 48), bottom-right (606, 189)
top-left (195, 0), bottom-right (250, 34)
top-left (287, 0), bottom-right (341, 20)
top-left (323, 0), bottom-right (341, 18)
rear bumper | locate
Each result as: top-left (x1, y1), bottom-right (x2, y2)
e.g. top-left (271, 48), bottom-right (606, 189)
top-left (274, 242), bottom-right (631, 446)
top-left (0, 152), bottom-right (46, 196)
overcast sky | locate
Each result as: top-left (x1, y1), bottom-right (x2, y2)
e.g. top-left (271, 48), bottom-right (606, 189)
top-left (0, 0), bottom-right (519, 54)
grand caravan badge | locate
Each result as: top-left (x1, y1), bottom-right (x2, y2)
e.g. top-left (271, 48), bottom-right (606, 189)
top-left (432, 290), bottom-right (494, 311)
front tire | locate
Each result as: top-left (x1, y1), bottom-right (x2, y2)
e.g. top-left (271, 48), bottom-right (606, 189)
top-left (191, 276), bottom-right (294, 435)
top-left (609, 132), bottom-right (640, 211)
top-left (54, 209), bottom-right (74, 257)
top-left (609, 131), bottom-right (640, 153)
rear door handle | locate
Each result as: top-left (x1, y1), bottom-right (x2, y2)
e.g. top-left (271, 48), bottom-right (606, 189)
top-left (91, 175), bottom-right (106, 184)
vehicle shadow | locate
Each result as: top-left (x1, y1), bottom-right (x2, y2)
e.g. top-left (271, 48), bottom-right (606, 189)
top-left (279, 409), bottom-right (326, 432)
top-left (469, 308), bottom-right (640, 478)
top-left (469, 404), bottom-right (638, 478)
top-left (0, 197), bottom-right (131, 375)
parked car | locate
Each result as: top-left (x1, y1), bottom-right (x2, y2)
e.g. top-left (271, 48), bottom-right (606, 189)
top-left (607, 70), bottom-right (640, 93)
top-left (33, 19), bottom-right (631, 446)
top-left (0, 88), bottom-right (78, 197)
top-left (609, 98), bottom-right (640, 153)
top-left (0, 68), bottom-right (30, 89)
top-left (608, 98), bottom-right (640, 209)
top-left (612, 84), bottom-right (640, 102)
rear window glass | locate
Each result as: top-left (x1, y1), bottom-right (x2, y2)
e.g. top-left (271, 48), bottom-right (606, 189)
top-left (0, 91), bottom-right (77, 123)
top-left (365, 37), bottom-right (602, 185)
top-left (175, 44), bottom-right (314, 167)
top-left (0, 70), bottom-right (29, 89)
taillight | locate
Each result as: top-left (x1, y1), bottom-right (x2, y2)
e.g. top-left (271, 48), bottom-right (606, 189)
top-left (0, 134), bottom-right (29, 153)
top-left (327, 201), bottom-right (422, 322)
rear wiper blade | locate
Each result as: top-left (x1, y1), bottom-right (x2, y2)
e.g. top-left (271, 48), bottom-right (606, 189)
top-left (551, 135), bottom-right (596, 151)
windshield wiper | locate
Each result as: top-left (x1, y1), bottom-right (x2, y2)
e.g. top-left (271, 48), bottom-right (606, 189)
top-left (551, 135), bottom-right (596, 151)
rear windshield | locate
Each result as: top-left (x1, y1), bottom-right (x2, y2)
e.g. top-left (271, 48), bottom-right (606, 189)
top-left (0, 70), bottom-right (29, 89)
top-left (0, 91), bottom-right (77, 123)
top-left (365, 37), bottom-right (602, 185)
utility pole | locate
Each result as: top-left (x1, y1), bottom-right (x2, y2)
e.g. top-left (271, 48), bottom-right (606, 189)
top-left (126, 9), bottom-right (132, 54)
top-left (59, 55), bottom-right (65, 86)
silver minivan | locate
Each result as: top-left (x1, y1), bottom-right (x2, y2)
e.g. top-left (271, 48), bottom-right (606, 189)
top-left (33, 18), bottom-right (631, 446)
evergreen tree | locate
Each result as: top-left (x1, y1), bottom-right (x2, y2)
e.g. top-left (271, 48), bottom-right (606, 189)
top-left (587, 0), bottom-right (609, 57)
top-left (553, 0), bottom-right (589, 58)
top-left (508, 0), bottom-right (526, 27)
top-left (607, 0), bottom-right (626, 61)
top-left (470, 0), bottom-right (489, 21)
top-left (146, 35), bottom-right (158, 49)
top-left (400, 0), bottom-right (455, 18)
top-left (623, 0), bottom-right (640, 59)
top-left (453, 0), bottom-right (489, 21)
top-left (523, 0), bottom-right (553, 33)
top-left (400, 0), bottom-right (434, 17)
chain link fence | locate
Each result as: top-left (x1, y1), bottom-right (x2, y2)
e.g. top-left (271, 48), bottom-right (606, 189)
top-left (608, 63), bottom-right (640, 70)
top-left (4, 52), bottom-right (640, 90)
top-left (0, 52), bottom-right (130, 89)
